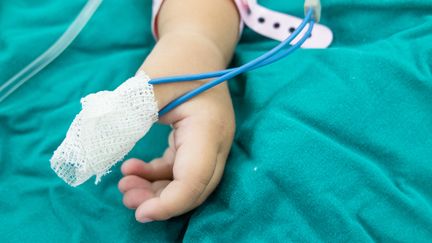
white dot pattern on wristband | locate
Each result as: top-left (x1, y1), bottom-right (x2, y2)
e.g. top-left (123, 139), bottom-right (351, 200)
top-left (50, 71), bottom-right (158, 187)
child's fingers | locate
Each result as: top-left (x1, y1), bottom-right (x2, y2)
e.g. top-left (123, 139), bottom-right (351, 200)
top-left (121, 156), bottom-right (174, 181)
top-left (123, 188), bottom-right (155, 209)
top-left (121, 179), bottom-right (170, 209)
top-left (118, 175), bottom-right (152, 193)
top-left (121, 132), bottom-right (176, 181)
top-left (134, 179), bottom-right (205, 222)
top-left (134, 121), bottom-right (220, 222)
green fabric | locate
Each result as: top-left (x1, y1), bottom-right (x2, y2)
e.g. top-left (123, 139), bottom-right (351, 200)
top-left (1, 0), bottom-right (431, 241)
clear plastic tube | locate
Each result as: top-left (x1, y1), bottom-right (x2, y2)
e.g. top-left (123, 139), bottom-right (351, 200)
top-left (0, 0), bottom-right (102, 103)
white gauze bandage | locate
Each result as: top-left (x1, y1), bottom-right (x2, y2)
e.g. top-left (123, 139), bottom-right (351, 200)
top-left (50, 71), bottom-right (158, 187)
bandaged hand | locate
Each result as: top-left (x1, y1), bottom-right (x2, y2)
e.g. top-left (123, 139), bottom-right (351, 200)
top-left (119, 77), bottom-right (235, 223)
top-left (117, 0), bottom-right (239, 222)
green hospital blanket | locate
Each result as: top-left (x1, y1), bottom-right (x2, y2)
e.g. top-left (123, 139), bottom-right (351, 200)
top-left (1, 0), bottom-right (431, 241)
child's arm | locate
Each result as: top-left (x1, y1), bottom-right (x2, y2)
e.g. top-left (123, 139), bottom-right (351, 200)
top-left (118, 0), bottom-right (240, 223)
top-left (142, 0), bottom-right (239, 108)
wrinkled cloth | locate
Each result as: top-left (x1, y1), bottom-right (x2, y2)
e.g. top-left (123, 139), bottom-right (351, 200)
top-left (0, 0), bottom-right (431, 242)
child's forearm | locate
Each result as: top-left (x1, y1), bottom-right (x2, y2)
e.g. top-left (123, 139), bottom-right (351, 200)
top-left (118, 1), bottom-right (239, 221)
top-left (139, 0), bottom-right (240, 109)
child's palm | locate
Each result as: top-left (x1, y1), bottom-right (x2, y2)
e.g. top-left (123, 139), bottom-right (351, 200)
top-left (118, 84), bottom-right (235, 222)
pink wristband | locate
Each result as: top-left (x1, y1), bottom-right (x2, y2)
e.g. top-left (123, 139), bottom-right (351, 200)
top-left (151, 0), bottom-right (333, 48)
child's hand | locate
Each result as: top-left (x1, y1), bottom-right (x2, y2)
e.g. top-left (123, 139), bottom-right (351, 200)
top-left (118, 82), bottom-right (235, 223)
top-left (117, 0), bottom-right (239, 222)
